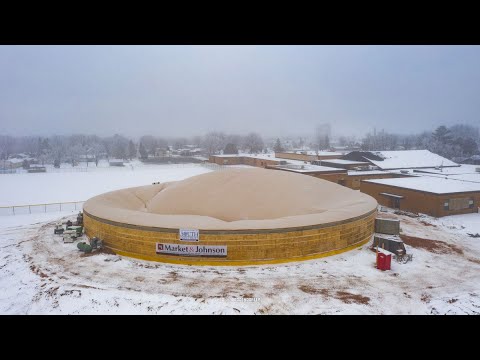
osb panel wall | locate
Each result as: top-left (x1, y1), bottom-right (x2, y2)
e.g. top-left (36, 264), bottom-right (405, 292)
top-left (84, 210), bottom-right (376, 266)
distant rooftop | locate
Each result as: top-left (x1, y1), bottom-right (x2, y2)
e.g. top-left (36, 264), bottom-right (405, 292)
top-left (322, 159), bottom-right (370, 165)
top-left (368, 150), bottom-right (458, 170)
top-left (279, 150), bottom-right (342, 156)
top-left (272, 164), bottom-right (346, 173)
top-left (347, 170), bottom-right (390, 176)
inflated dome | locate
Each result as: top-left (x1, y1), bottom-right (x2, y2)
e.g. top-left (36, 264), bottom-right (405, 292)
top-left (83, 168), bottom-right (377, 231)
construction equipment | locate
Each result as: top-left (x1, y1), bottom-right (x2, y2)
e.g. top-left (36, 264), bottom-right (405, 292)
top-left (89, 237), bottom-right (103, 250)
top-left (54, 223), bottom-right (64, 235)
top-left (67, 225), bottom-right (83, 237)
top-left (77, 237), bottom-right (103, 254)
top-left (77, 242), bottom-right (92, 253)
top-left (75, 212), bottom-right (83, 226)
top-left (63, 230), bottom-right (77, 243)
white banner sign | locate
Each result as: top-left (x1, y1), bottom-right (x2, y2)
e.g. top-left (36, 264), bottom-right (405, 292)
top-left (179, 229), bottom-right (199, 242)
top-left (156, 243), bottom-right (227, 257)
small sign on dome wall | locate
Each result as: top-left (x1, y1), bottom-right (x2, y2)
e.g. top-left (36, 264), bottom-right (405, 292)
top-left (179, 229), bottom-right (200, 242)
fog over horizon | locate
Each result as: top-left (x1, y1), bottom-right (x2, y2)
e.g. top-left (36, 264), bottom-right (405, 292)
top-left (1, 45), bottom-right (479, 139)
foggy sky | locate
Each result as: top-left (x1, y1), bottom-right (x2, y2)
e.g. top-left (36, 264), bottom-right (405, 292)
top-left (1, 45), bottom-right (479, 139)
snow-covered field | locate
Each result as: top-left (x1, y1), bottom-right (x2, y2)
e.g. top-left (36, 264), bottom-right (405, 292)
top-left (1, 164), bottom-right (480, 314)
top-left (0, 161), bottom-right (211, 206)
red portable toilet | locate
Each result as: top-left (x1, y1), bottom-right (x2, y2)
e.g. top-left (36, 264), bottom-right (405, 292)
top-left (377, 252), bottom-right (391, 271)
top-left (384, 253), bottom-right (392, 270)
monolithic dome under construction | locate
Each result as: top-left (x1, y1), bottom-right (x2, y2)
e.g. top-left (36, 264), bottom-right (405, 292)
top-left (83, 168), bottom-right (378, 265)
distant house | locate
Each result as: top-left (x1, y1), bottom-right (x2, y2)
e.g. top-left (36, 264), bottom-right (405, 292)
top-left (28, 165), bottom-right (47, 173)
top-left (109, 159), bottom-right (124, 167)
top-left (3, 158), bottom-right (24, 169)
top-left (181, 148), bottom-right (203, 156)
top-left (79, 154), bottom-right (96, 163)
top-left (155, 148), bottom-right (170, 157)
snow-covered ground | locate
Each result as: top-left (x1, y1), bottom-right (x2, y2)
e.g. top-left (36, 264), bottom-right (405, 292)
top-left (1, 164), bottom-right (480, 314)
top-left (0, 161), bottom-right (211, 206)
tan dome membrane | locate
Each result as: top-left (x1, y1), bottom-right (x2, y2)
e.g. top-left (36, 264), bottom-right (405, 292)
top-left (84, 168), bottom-right (377, 230)
top-left (83, 168), bottom-right (377, 265)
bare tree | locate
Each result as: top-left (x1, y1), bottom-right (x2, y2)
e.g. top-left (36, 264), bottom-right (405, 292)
top-left (243, 132), bottom-right (264, 154)
top-left (314, 124), bottom-right (331, 151)
top-left (65, 144), bottom-right (83, 167)
top-left (0, 135), bottom-right (14, 161)
top-left (139, 135), bottom-right (158, 156)
top-left (203, 132), bottom-right (226, 155)
top-left (128, 140), bottom-right (137, 160)
top-left (90, 143), bottom-right (105, 166)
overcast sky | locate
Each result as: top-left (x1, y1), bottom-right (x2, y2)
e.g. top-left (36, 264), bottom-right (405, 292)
top-left (1, 45), bottom-right (479, 138)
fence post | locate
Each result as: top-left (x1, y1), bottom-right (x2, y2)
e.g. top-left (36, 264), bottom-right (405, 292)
top-left (12, 206), bottom-right (15, 215)
top-left (29, 205), bottom-right (31, 214)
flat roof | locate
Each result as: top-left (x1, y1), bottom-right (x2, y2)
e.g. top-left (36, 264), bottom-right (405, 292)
top-left (347, 170), bottom-right (391, 176)
top-left (212, 153), bottom-right (283, 161)
top-left (322, 159), bottom-right (370, 165)
top-left (212, 153), bottom-right (318, 166)
top-left (415, 173), bottom-right (480, 184)
top-left (413, 164), bottom-right (479, 175)
top-left (279, 151), bottom-right (342, 156)
top-left (272, 165), bottom-right (347, 173)
top-left (363, 177), bottom-right (480, 194)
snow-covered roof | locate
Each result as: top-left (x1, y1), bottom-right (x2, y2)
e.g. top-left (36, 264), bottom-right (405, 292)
top-left (282, 150), bottom-right (342, 156)
top-left (418, 173), bottom-right (480, 184)
top-left (347, 170), bottom-right (391, 176)
top-left (193, 156), bottom-right (209, 161)
top-left (7, 158), bottom-right (25, 164)
top-left (366, 150), bottom-right (458, 170)
top-left (412, 164), bottom-right (479, 175)
top-left (214, 153), bottom-right (290, 162)
top-left (272, 165), bottom-right (346, 173)
top-left (448, 174), bottom-right (480, 183)
top-left (213, 153), bottom-right (346, 169)
top-left (363, 177), bottom-right (480, 194)
top-left (322, 159), bottom-right (370, 165)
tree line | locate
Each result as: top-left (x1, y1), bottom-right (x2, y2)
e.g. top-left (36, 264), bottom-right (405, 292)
top-left (360, 124), bottom-right (479, 159)
top-left (1, 124), bottom-right (478, 166)
top-left (0, 132), bottom-right (269, 166)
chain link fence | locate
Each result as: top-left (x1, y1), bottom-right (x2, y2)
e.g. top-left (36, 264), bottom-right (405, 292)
top-left (0, 201), bottom-right (84, 216)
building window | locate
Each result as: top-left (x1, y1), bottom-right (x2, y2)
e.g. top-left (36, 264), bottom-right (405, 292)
top-left (444, 201), bottom-right (449, 210)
